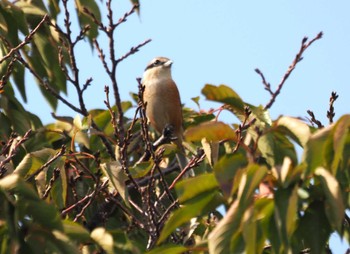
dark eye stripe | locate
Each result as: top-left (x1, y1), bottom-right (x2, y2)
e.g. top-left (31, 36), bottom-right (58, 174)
top-left (145, 59), bottom-right (164, 71)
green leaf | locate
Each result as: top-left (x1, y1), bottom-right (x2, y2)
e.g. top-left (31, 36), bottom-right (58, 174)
top-left (183, 108), bottom-right (215, 129)
top-left (51, 163), bottom-right (68, 210)
top-left (17, 197), bottom-right (63, 231)
top-left (202, 84), bottom-right (245, 114)
top-left (15, 1), bottom-right (47, 16)
top-left (303, 126), bottom-right (332, 176)
top-left (271, 157), bottom-right (304, 188)
top-left (184, 121), bottom-right (236, 142)
top-left (331, 115), bottom-right (350, 175)
top-left (201, 137), bottom-right (219, 167)
top-left (130, 161), bottom-right (153, 178)
top-left (91, 109), bottom-right (114, 135)
top-left (214, 153), bottom-right (248, 198)
top-left (237, 164), bottom-right (268, 204)
top-left (249, 104), bottom-right (272, 128)
top-left (14, 148), bottom-right (59, 177)
top-left (208, 199), bottom-right (243, 254)
top-left (191, 96), bottom-right (200, 108)
top-left (276, 116), bottom-right (311, 148)
top-left (175, 173), bottom-right (219, 203)
top-left (63, 220), bottom-right (91, 242)
top-left (8, 3), bottom-right (29, 35)
top-left (91, 227), bottom-right (114, 254)
top-left (258, 129), bottom-right (297, 167)
top-left (294, 201), bottom-right (332, 253)
top-left (158, 191), bottom-right (222, 244)
top-left (0, 4), bottom-right (20, 45)
top-left (315, 167), bottom-right (344, 232)
top-left (48, 0), bottom-right (61, 20)
top-left (0, 174), bottom-right (63, 231)
top-left (208, 164), bottom-right (267, 254)
top-left (0, 174), bottom-right (38, 200)
top-left (25, 227), bottom-right (79, 254)
top-left (146, 244), bottom-right (187, 254)
top-left (12, 62), bottom-right (27, 102)
top-left (273, 186), bottom-right (299, 251)
top-left (100, 161), bottom-right (130, 207)
top-left (75, 0), bottom-right (101, 44)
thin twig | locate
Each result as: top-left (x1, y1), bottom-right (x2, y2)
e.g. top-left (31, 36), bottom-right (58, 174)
top-left (74, 179), bottom-right (108, 222)
top-left (26, 145), bottom-right (66, 181)
top-left (262, 32), bottom-right (323, 110)
top-left (327, 91), bottom-right (338, 124)
top-left (307, 110), bottom-right (324, 128)
top-left (116, 39), bottom-right (152, 64)
top-left (0, 130), bottom-right (32, 176)
top-left (168, 150), bottom-right (206, 190)
top-left (255, 68), bottom-right (273, 96)
top-left (42, 168), bottom-right (61, 199)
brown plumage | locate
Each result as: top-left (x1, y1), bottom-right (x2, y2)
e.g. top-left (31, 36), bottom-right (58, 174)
top-left (142, 57), bottom-right (188, 171)
top-left (142, 57), bottom-right (184, 148)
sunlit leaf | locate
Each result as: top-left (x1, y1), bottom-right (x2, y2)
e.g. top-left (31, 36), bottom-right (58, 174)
top-left (14, 148), bottom-right (59, 177)
top-left (202, 84), bottom-right (245, 114)
top-left (276, 116), bottom-right (311, 148)
top-left (91, 228), bottom-right (114, 254)
top-left (63, 220), bottom-right (91, 242)
top-left (100, 161), bottom-right (130, 207)
top-left (146, 244), bottom-right (187, 254)
top-left (303, 126), bottom-right (332, 176)
top-left (191, 96), bottom-right (200, 108)
top-left (15, 1), bottom-right (47, 16)
top-left (331, 115), bottom-right (350, 175)
top-left (175, 173), bottom-right (219, 203)
top-left (130, 161), bottom-right (153, 178)
top-left (184, 121), bottom-right (236, 142)
top-left (91, 109), bottom-right (114, 135)
top-left (201, 138), bottom-right (219, 167)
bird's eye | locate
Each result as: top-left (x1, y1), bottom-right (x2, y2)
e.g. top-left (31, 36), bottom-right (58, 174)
top-left (153, 59), bottom-right (161, 66)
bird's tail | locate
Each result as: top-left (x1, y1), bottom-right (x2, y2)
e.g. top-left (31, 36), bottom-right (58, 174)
top-left (176, 149), bottom-right (194, 178)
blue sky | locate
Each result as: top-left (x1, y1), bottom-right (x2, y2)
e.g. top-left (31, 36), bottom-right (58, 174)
top-left (20, 0), bottom-right (350, 251)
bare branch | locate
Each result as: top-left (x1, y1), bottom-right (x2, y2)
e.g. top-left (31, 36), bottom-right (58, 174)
top-left (255, 68), bottom-right (273, 96)
top-left (262, 32), bottom-right (323, 110)
top-left (116, 39), bottom-right (152, 64)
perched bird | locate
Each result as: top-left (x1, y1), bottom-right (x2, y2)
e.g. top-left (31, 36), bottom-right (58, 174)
top-left (142, 57), bottom-right (188, 171)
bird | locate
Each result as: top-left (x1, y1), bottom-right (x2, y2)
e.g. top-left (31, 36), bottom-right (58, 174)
top-left (142, 57), bottom-right (188, 172)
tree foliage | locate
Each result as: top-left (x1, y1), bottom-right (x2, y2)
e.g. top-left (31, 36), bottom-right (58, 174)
top-left (0, 1), bottom-right (349, 253)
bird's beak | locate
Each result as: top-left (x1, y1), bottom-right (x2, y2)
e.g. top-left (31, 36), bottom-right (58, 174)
top-left (163, 60), bottom-right (173, 67)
